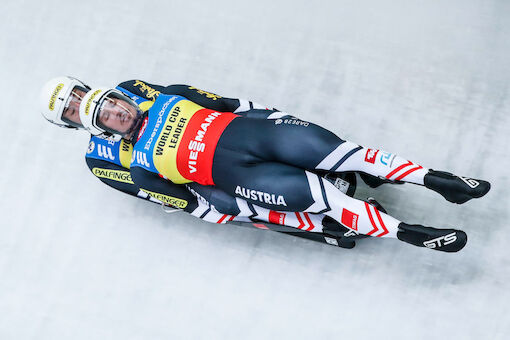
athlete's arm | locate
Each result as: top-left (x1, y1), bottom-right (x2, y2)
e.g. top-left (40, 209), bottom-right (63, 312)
top-left (85, 156), bottom-right (142, 198)
top-left (117, 79), bottom-right (279, 118)
top-left (116, 80), bottom-right (165, 102)
top-left (162, 84), bottom-right (274, 114)
top-left (129, 166), bottom-right (199, 212)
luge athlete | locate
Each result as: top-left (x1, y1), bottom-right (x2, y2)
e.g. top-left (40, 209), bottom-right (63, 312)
top-left (73, 79), bottom-right (490, 252)
top-left (40, 76), bottom-right (365, 249)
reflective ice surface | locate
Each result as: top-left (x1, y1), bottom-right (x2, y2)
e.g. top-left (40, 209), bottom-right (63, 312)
top-left (0, 0), bottom-right (509, 338)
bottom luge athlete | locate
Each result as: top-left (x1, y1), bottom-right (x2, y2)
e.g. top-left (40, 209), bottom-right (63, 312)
top-left (40, 76), bottom-right (491, 252)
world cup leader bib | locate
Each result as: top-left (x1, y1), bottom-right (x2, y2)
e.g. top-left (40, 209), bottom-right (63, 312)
top-left (131, 94), bottom-right (238, 185)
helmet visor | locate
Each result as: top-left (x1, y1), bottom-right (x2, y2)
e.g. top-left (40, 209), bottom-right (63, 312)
top-left (61, 85), bottom-right (88, 128)
top-left (95, 91), bottom-right (143, 137)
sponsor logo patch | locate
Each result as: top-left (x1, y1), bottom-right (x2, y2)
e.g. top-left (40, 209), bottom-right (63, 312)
top-left (119, 139), bottom-right (133, 169)
top-left (143, 98), bottom-right (175, 148)
top-left (235, 186), bottom-right (287, 206)
top-left (97, 145), bottom-right (115, 161)
top-left (269, 211), bottom-right (286, 225)
top-left (87, 141), bottom-right (95, 154)
top-left (344, 229), bottom-right (360, 237)
top-left (379, 151), bottom-right (396, 167)
top-left (48, 83), bottom-right (64, 111)
top-left (121, 140), bottom-right (132, 152)
top-left (188, 86), bottom-right (222, 100)
top-left (364, 149), bottom-right (379, 164)
top-left (84, 89), bottom-right (103, 116)
top-left (133, 80), bottom-right (161, 101)
top-left (132, 150), bottom-right (150, 167)
top-left (340, 208), bottom-right (359, 230)
top-left (187, 111), bottom-right (221, 174)
top-left (92, 168), bottom-right (134, 184)
top-left (274, 118), bottom-right (309, 127)
top-left (423, 232), bottom-right (457, 249)
top-left (140, 189), bottom-right (188, 208)
top-left (460, 176), bottom-right (480, 188)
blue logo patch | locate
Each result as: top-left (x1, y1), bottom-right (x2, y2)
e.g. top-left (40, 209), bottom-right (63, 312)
top-left (379, 152), bottom-right (396, 167)
top-left (86, 135), bottom-right (123, 166)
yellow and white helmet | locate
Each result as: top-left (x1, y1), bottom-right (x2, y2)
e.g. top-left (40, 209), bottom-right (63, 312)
top-left (79, 87), bottom-right (144, 139)
top-left (39, 76), bottom-right (90, 129)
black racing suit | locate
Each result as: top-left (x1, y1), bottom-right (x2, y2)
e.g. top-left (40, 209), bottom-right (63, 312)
top-left (85, 80), bottom-right (489, 252)
top-left (85, 80), bottom-right (277, 215)
top-left (122, 79), bottom-right (439, 240)
top-left (85, 80), bottom-right (352, 236)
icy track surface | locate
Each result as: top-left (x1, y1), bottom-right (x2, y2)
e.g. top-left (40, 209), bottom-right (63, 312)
top-left (1, 0), bottom-right (509, 339)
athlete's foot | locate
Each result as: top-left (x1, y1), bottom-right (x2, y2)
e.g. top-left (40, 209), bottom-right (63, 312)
top-left (322, 216), bottom-right (368, 249)
top-left (423, 170), bottom-right (491, 204)
top-left (397, 223), bottom-right (467, 252)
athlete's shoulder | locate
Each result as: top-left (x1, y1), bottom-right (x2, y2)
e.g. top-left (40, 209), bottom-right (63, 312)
top-left (117, 81), bottom-right (223, 104)
top-left (85, 135), bottom-right (133, 169)
top-left (164, 84), bottom-right (223, 101)
top-left (117, 80), bottom-right (165, 102)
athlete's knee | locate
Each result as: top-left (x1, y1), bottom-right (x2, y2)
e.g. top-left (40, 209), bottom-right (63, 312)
top-left (209, 191), bottom-right (241, 215)
top-left (187, 183), bottom-right (241, 215)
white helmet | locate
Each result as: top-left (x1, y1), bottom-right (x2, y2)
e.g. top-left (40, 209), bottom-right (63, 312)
top-left (79, 87), bottom-right (144, 139)
top-left (40, 76), bottom-right (91, 129)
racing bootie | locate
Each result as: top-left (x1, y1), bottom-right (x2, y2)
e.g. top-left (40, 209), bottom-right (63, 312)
top-left (397, 223), bottom-right (467, 252)
top-left (321, 197), bottom-right (386, 249)
top-left (322, 216), bottom-right (369, 249)
top-left (423, 170), bottom-right (490, 204)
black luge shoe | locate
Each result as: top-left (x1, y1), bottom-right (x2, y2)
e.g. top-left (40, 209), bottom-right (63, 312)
top-left (397, 223), bottom-right (467, 252)
top-left (424, 170), bottom-right (490, 204)
top-left (359, 173), bottom-right (404, 188)
top-left (322, 216), bottom-right (368, 249)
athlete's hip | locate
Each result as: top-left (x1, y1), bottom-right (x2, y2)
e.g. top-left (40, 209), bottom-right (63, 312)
top-left (175, 110), bottom-right (239, 185)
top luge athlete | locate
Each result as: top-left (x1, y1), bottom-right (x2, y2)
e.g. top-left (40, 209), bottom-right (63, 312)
top-left (40, 76), bottom-right (491, 252)
top-left (41, 76), bottom-right (362, 249)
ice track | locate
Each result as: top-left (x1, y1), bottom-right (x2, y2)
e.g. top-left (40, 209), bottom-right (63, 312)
top-left (0, 0), bottom-right (509, 339)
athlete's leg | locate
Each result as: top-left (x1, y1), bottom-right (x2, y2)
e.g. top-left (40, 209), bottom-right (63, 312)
top-left (186, 182), bottom-right (326, 231)
top-left (212, 149), bottom-right (401, 237)
top-left (220, 118), bottom-right (489, 204)
top-left (212, 154), bottom-right (467, 251)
